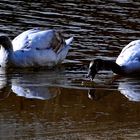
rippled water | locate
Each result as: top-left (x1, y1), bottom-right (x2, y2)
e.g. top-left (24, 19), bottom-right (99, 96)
top-left (0, 0), bottom-right (140, 139)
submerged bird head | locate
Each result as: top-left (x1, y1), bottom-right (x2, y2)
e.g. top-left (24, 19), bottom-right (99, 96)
top-left (87, 59), bottom-right (103, 80)
top-left (87, 58), bottom-right (124, 80)
top-left (0, 35), bottom-right (13, 51)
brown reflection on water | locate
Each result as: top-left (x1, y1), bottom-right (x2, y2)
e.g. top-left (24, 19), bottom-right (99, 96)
top-left (0, 87), bottom-right (140, 139)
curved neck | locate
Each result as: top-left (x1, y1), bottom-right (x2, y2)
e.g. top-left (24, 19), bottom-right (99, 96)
top-left (0, 36), bottom-right (13, 53)
top-left (0, 41), bottom-right (13, 67)
top-left (3, 42), bottom-right (13, 53)
top-left (101, 60), bottom-right (124, 75)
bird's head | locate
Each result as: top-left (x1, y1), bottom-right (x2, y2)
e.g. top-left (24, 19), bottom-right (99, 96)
top-left (87, 59), bottom-right (103, 80)
top-left (0, 35), bottom-right (12, 50)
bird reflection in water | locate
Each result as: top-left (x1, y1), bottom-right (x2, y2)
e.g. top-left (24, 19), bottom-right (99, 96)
top-left (0, 86), bottom-right (11, 101)
top-left (0, 67), bottom-right (11, 100)
top-left (118, 80), bottom-right (140, 102)
top-left (11, 84), bottom-right (60, 100)
top-left (88, 89), bottom-right (111, 101)
top-left (0, 68), bottom-right (61, 100)
top-left (87, 76), bottom-right (140, 102)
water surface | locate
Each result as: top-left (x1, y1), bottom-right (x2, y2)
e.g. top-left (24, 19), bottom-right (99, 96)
top-left (0, 0), bottom-right (140, 139)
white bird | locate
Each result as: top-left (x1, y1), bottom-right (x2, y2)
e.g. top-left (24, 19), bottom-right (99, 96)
top-left (88, 40), bottom-right (140, 80)
top-left (0, 28), bottom-right (73, 67)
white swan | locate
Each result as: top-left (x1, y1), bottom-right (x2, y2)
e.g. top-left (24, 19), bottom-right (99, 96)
top-left (88, 40), bottom-right (140, 80)
top-left (0, 28), bottom-right (73, 67)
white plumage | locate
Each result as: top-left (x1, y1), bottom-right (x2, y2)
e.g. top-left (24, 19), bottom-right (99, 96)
top-left (0, 28), bottom-right (73, 67)
top-left (88, 40), bottom-right (140, 80)
top-left (116, 40), bottom-right (140, 73)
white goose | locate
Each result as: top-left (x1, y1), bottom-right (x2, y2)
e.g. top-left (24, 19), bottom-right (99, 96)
top-left (88, 40), bottom-right (140, 80)
top-left (0, 28), bottom-right (73, 67)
